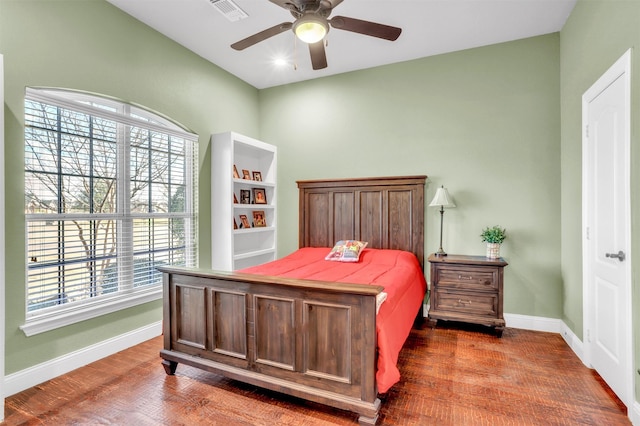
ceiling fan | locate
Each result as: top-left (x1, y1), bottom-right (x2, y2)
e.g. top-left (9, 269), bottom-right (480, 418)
top-left (230, 0), bottom-right (402, 70)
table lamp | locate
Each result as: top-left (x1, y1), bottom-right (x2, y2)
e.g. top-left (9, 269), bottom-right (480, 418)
top-left (429, 185), bottom-right (456, 256)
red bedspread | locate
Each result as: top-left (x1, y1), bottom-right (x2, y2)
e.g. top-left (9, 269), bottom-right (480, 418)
top-left (239, 247), bottom-right (427, 393)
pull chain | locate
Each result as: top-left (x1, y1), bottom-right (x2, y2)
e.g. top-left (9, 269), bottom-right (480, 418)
top-left (293, 35), bottom-right (298, 70)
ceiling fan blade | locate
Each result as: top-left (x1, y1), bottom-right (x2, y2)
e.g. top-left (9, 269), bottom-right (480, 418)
top-left (231, 22), bottom-right (293, 51)
top-left (330, 16), bottom-right (401, 41)
top-left (308, 41), bottom-right (327, 70)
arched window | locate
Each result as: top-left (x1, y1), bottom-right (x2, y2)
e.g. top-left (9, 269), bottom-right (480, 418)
top-left (23, 87), bottom-right (198, 335)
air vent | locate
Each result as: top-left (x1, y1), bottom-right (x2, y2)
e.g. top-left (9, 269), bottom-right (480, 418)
top-left (209, 0), bottom-right (248, 22)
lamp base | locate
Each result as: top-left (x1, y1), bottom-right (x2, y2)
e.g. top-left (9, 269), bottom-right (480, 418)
top-left (435, 249), bottom-right (448, 257)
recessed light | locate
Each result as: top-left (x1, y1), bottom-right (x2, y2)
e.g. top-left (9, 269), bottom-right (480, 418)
top-left (273, 58), bottom-right (289, 67)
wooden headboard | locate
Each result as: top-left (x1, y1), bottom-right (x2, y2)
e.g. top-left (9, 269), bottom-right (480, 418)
top-left (297, 175), bottom-right (427, 269)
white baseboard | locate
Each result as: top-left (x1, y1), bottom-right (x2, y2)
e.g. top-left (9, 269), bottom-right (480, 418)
top-left (4, 321), bottom-right (162, 397)
top-left (558, 320), bottom-right (587, 366)
top-left (632, 401), bottom-right (640, 425)
top-left (504, 312), bottom-right (563, 333)
top-left (503, 313), bottom-right (587, 365)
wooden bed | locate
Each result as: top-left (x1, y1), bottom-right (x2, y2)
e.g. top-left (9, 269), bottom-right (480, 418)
top-left (158, 175), bottom-right (426, 425)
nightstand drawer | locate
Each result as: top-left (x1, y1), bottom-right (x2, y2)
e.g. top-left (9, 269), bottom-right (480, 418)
top-left (433, 290), bottom-right (497, 317)
top-left (437, 267), bottom-right (498, 291)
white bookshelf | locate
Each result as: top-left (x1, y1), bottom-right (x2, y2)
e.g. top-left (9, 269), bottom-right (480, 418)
top-left (211, 131), bottom-right (277, 270)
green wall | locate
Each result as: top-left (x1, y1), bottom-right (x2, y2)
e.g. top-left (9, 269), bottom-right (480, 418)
top-left (259, 34), bottom-right (562, 320)
top-left (0, 0), bottom-right (259, 373)
top-left (559, 0), bottom-right (640, 402)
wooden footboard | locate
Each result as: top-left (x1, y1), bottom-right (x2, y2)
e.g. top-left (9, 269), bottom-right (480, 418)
top-left (160, 175), bottom-right (426, 424)
top-left (158, 266), bottom-right (383, 425)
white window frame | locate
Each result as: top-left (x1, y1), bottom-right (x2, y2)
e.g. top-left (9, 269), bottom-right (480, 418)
top-left (21, 88), bottom-right (198, 336)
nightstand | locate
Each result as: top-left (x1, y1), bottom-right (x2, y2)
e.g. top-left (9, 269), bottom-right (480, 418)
top-left (428, 254), bottom-right (508, 337)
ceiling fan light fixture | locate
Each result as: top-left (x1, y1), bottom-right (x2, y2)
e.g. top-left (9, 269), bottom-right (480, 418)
top-left (294, 15), bottom-right (328, 44)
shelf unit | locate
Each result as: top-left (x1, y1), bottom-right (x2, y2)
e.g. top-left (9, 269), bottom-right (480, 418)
top-left (211, 131), bottom-right (277, 271)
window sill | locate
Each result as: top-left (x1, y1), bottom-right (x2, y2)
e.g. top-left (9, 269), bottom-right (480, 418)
top-left (20, 287), bottom-right (162, 337)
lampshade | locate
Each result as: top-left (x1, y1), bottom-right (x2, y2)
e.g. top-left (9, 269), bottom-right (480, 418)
top-left (429, 186), bottom-right (456, 208)
top-left (294, 16), bottom-right (328, 44)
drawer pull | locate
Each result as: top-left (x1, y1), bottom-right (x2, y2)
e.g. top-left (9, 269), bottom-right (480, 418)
top-left (457, 275), bottom-right (474, 280)
top-left (458, 299), bottom-right (472, 305)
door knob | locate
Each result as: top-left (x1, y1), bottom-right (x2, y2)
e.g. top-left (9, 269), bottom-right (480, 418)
top-left (605, 251), bottom-right (626, 262)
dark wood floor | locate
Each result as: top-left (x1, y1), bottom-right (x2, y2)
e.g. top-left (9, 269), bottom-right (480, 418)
top-left (3, 322), bottom-right (630, 425)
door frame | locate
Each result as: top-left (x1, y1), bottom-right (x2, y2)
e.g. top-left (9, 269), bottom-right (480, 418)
top-left (581, 48), bottom-right (633, 409)
top-left (1, 52), bottom-right (5, 422)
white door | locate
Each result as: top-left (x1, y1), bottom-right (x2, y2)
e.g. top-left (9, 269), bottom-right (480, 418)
top-left (582, 49), bottom-right (632, 409)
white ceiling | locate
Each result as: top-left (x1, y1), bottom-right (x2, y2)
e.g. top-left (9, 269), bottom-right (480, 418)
top-left (106, 0), bottom-right (577, 89)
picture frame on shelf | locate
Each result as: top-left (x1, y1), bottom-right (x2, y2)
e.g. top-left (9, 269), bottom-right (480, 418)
top-left (233, 192), bottom-right (238, 204)
top-left (239, 214), bottom-right (251, 229)
top-left (242, 169), bottom-right (251, 180)
top-left (252, 210), bottom-right (266, 227)
top-left (233, 165), bottom-right (240, 179)
top-left (252, 171), bottom-right (262, 181)
top-left (240, 189), bottom-right (251, 204)
top-left (252, 188), bottom-right (267, 204)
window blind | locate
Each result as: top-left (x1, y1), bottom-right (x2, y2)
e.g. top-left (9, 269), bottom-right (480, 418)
top-left (24, 88), bottom-right (198, 319)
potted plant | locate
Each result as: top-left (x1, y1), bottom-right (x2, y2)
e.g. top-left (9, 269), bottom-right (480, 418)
top-left (480, 225), bottom-right (506, 259)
